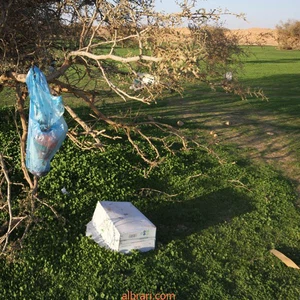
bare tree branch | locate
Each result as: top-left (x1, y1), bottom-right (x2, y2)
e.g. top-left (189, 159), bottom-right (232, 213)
top-left (68, 51), bottom-right (162, 63)
top-left (15, 84), bottom-right (33, 189)
top-left (0, 153), bottom-right (12, 252)
top-left (64, 104), bottom-right (105, 150)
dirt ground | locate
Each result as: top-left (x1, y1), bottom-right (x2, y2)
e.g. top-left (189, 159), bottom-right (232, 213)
top-left (172, 95), bottom-right (300, 200)
top-left (176, 27), bottom-right (278, 46)
top-left (229, 28), bottom-right (278, 46)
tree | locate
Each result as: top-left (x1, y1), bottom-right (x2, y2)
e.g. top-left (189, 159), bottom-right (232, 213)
top-left (276, 19), bottom-right (300, 50)
top-left (0, 0), bottom-right (260, 253)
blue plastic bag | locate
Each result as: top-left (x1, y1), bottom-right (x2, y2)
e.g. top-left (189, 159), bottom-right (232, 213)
top-left (25, 66), bottom-right (68, 177)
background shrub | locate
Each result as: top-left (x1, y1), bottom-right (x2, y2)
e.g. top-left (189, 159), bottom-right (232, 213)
top-left (276, 19), bottom-right (300, 50)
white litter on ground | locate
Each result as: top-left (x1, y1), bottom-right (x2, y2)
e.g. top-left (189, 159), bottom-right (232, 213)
top-left (86, 201), bottom-right (156, 253)
top-left (225, 71), bottom-right (233, 81)
top-left (130, 73), bottom-right (157, 91)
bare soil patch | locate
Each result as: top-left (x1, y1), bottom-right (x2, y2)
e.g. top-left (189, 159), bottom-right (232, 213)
top-left (214, 112), bottom-right (300, 196)
top-left (229, 28), bottom-right (278, 46)
top-left (175, 27), bottom-right (278, 46)
top-left (165, 94), bottom-right (300, 199)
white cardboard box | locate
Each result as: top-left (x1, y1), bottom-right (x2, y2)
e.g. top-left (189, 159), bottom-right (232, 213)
top-left (86, 201), bottom-right (156, 253)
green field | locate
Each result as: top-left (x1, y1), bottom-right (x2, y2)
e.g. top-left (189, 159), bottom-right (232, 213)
top-left (0, 46), bottom-right (300, 299)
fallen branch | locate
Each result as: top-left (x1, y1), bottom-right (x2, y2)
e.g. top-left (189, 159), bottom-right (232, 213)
top-left (64, 104), bottom-right (105, 151)
top-left (15, 84), bottom-right (34, 189)
top-left (139, 187), bottom-right (180, 199)
top-left (33, 196), bottom-right (65, 225)
top-left (0, 153), bottom-right (13, 252)
top-left (227, 179), bottom-right (252, 192)
top-left (68, 51), bottom-right (162, 63)
top-left (0, 58), bottom-right (72, 85)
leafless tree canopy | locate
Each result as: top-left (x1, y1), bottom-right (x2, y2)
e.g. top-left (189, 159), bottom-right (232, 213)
top-left (0, 0), bottom-right (244, 86)
top-left (0, 0), bottom-right (263, 254)
top-left (0, 0), bottom-right (252, 161)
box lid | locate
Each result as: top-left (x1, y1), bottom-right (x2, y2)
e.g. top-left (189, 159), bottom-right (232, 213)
top-left (92, 201), bottom-right (156, 239)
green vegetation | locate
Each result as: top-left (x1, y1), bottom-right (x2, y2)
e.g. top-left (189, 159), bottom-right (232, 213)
top-left (0, 46), bottom-right (300, 299)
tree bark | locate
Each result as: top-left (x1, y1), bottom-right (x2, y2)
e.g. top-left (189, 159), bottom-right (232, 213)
top-left (16, 84), bottom-right (33, 189)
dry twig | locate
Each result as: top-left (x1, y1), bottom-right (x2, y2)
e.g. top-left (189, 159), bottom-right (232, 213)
top-left (0, 153), bottom-right (13, 252)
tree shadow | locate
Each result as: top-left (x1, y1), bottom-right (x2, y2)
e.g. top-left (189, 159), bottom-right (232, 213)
top-left (245, 58), bottom-right (300, 64)
top-left (143, 187), bottom-right (254, 244)
top-left (91, 73), bottom-right (299, 131)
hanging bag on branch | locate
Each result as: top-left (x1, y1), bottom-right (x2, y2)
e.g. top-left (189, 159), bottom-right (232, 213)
top-left (25, 66), bottom-right (68, 177)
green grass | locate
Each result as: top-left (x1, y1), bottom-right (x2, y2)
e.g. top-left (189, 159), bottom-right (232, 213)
top-left (124, 45), bottom-right (300, 189)
top-left (0, 86), bottom-right (16, 107)
top-left (1, 46), bottom-right (300, 299)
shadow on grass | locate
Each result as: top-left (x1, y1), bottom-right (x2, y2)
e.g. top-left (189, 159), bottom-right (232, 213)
top-left (245, 58), bottom-right (300, 64)
top-left (60, 70), bottom-right (300, 217)
top-left (83, 73), bottom-right (300, 196)
top-left (92, 73), bottom-right (299, 126)
top-left (64, 73), bottom-right (300, 167)
top-left (144, 187), bottom-right (254, 244)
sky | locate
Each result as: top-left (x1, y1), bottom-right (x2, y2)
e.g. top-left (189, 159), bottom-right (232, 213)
top-left (155, 0), bottom-right (300, 29)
